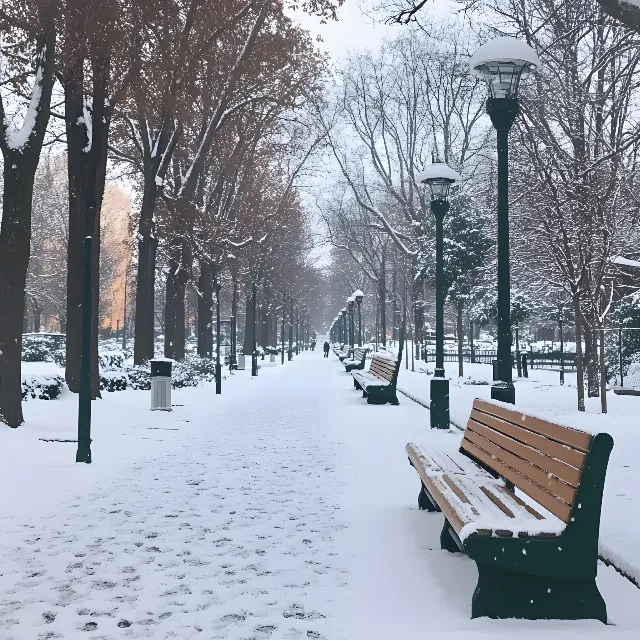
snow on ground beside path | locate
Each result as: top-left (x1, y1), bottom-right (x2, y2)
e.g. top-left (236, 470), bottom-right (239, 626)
top-left (326, 353), bottom-right (640, 638)
top-left (393, 355), bottom-right (640, 586)
top-left (1, 352), bottom-right (640, 638)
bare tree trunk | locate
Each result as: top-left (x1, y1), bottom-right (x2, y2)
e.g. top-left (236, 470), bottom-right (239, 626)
top-left (584, 323), bottom-right (600, 397)
top-left (600, 328), bottom-right (607, 414)
top-left (243, 281), bottom-right (255, 356)
top-left (392, 253), bottom-right (399, 343)
top-left (133, 176), bottom-right (158, 363)
top-left (0, 13), bottom-right (55, 427)
top-left (573, 294), bottom-right (586, 412)
top-left (0, 166), bottom-right (36, 426)
top-left (64, 53), bottom-right (110, 399)
top-left (379, 251), bottom-right (387, 347)
top-left (33, 304), bottom-right (42, 333)
top-left (457, 300), bottom-right (464, 377)
top-left (197, 259), bottom-right (213, 357)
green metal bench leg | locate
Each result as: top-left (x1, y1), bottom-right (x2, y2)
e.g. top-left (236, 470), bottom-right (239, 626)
top-left (418, 482), bottom-right (441, 512)
top-left (471, 562), bottom-right (607, 622)
top-left (440, 520), bottom-right (461, 553)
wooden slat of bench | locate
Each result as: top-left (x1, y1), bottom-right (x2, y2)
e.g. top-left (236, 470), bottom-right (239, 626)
top-left (473, 399), bottom-right (592, 452)
top-left (423, 474), bottom-right (473, 534)
top-left (462, 439), bottom-right (573, 522)
top-left (467, 418), bottom-right (582, 487)
top-left (470, 408), bottom-right (586, 471)
top-left (463, 429), bottom-right (577, 505)
top-left (407, 442), bottom-right (482, 476)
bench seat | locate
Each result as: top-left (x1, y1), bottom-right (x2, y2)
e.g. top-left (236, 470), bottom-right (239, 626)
top-left (406, 442), bottom-right (565, 541)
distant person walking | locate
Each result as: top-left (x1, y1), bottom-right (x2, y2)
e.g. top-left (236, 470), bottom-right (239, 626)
top-left (323, 341), bottom-right (330, 358)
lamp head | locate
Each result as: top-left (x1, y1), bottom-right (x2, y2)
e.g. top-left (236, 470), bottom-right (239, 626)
top-left (470, 36), bottom-right (539, 100)
top-left (417, 162), bottom-right (462, 202)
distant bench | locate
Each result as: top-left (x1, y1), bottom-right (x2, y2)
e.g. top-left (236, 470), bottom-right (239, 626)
top-left (406, 398), bottom-right (613, 622)
top-left (343, 347), bottom-right (368, 373)
top-left (352, 333), bottom-right (404, 405)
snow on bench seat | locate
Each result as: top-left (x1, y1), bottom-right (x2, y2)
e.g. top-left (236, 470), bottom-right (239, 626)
top-left (407, 442), bottom-right (566, 541)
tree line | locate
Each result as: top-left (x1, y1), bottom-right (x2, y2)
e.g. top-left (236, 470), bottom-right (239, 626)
top-left (0, 0), bottom-right (341, 427)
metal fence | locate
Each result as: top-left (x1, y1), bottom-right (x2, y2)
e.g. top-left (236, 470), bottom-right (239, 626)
top-left (422, 349), bottom-right (577, 370)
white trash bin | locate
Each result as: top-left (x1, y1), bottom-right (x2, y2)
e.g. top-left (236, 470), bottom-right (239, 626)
top-left (150, 360), bottom-right (172, 411)
top-left (237, 354), bottom-right (246, 370)
top-left (270, 354), bottom-right (276, 363)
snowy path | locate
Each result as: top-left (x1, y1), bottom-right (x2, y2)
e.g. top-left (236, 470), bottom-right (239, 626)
top-left (2, 353), bottom-right (640, 639)
top-left (0, 360), bottom-right (345, 639)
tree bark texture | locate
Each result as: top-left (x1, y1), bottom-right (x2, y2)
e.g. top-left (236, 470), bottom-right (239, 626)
top-left (64, 53), bottom-right (111, 398)
top-left (457, 301), bottom-right (464, 378)
top-left (379, 252), bottom-right (387, 346)
top-left (197, 260), bottom-right (213, 357)
top-left (0, 16), bottom-right (56, 427)
top-left (573, 294), bottom-right (586, 411)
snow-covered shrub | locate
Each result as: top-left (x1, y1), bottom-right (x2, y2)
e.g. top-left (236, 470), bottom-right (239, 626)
top-left (100, 371), bottom-right (128, 392)
top-left (126, 366), bottom-right (151, 391)
top-left (22, 334), bottom-right (65, 362)
top-left (171, 355), bottom-right (217, 388)
top-left (99, 351), bottom-right (125, 372)
top-left (21, 374), bottom-right (64, 401)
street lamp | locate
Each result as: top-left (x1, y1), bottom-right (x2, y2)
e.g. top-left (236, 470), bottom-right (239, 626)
top-left (347, 296), bottom-right (356, 349)
top-left (470, 36), bottom-right (539, 405)
top-left (353, 290), bottom-right (364, 347)
top-left (418, 161), bottom-right (461, 430)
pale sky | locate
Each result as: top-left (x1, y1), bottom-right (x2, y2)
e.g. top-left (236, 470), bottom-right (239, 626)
top-left (290, 0), bottom-right (460, 62)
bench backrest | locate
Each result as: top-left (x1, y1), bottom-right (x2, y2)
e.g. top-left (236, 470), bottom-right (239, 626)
top-left (354, 347), bottom-right (368, 361)
top-left (368, 327), bottom-right (405, 385)
top-left (462, 399), bottom-right (593, 523)
top-left (369, 355), bottom-right (398, 382)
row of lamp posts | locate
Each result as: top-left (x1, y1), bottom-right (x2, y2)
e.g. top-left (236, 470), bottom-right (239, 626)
top-left (417, 36), bottom-right (539, 429)
top-left (329, 290), bottom-right (364, 347)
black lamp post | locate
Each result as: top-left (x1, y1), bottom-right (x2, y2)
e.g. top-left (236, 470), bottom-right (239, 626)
top-left (354, 290), bottom-right (364, 347)
top-left (419, 161), bottom-right (461, 430)
top-left (281, 303), bottom-right (286, 365)
top-left (76, 236), bottom-right (93, 463)
top-left (288, 299), bottom-right (293, 361)
top-left (348, 297), bottom-right (355, 349)
top-left (214, 280), bottom-right (222, 394)
top-left (470, 36), bottom-right (539, 405)
top-left (341, 308), bottom-right (347, 346)
top-left (251, 280), bottom-right (258, 377)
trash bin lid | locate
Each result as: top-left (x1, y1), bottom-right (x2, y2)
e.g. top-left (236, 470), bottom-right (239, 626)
top-left (151, 359), bottom-right (172, 377)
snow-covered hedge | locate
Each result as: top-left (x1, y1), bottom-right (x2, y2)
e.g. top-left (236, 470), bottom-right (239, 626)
top-left (22, 374), bottom-right (64, 401)
top-left (21, 333), bottom-right (66, 363)
top-left (100, 371), bottom-right (128, 392)
top-left (97, 353), bottom-right (219, 392)
top-left (99, 351), bottom-right (125, 372)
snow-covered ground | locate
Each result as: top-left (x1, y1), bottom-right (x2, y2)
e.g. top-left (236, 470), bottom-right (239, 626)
top-left (1, 352), bottom-right (639, 638)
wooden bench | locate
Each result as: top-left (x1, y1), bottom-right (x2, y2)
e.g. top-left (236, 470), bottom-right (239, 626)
top-left (406, 398), bottom-right (613, 622)
top-left (337, 346), bottom-right (353, 362)
top-left (343, 347), bottom-right (368, 373)
top-left (352, 333), bottom-right (404, 405)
